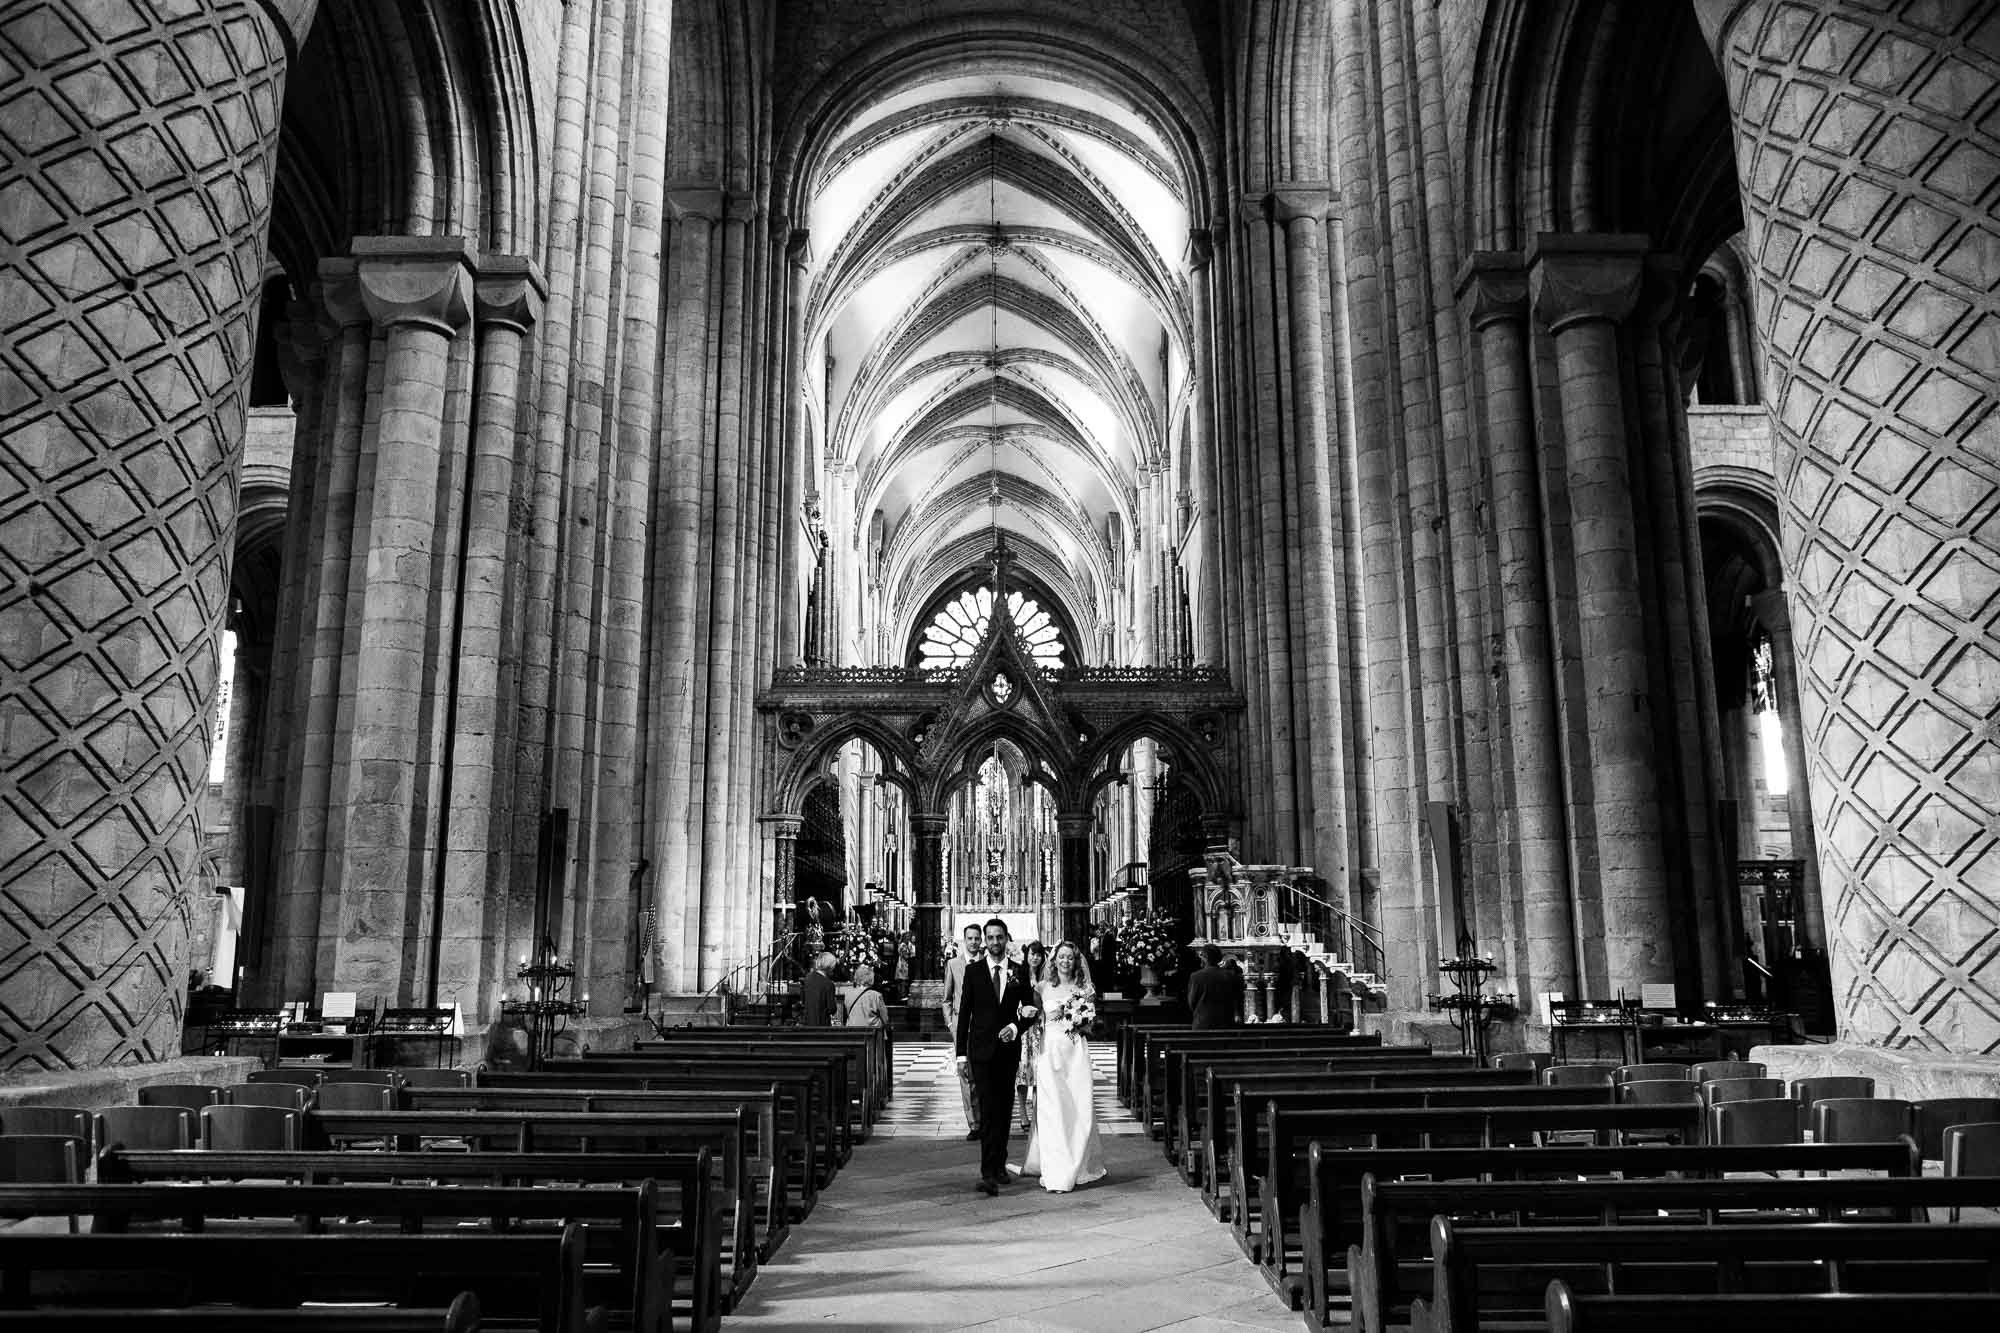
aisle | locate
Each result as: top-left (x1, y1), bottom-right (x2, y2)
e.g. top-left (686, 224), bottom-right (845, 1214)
top-left (727, 1042), bottom-right (1290, 1332)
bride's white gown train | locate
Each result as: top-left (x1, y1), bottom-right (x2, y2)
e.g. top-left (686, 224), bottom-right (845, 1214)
top-left (1010, 983), bottom-right (1107, 1192)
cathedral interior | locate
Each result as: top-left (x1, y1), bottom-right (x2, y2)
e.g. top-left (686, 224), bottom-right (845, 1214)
top-left (2, 0), bottom-right (1997, 1088)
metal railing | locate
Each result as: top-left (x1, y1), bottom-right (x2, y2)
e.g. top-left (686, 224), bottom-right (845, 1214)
top-left (659, 933), bottom-right (804, 1031)
top-left (1287, 880), bottom-right (1385, 980)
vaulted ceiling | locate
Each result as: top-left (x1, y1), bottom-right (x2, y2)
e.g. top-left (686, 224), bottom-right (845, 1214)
top-left (802, 69), bottom-right (1193, 662)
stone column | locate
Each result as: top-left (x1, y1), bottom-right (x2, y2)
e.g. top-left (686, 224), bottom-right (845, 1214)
top-left (331, 239), bottom-right (473, 998)
top-left (1530, 233), bottom-right (1674, 992)
top-left (434, 259), bottom-right (541, 1014)
top-left (763, 813), bottom-right (801, 964)
top-left (1056, 813), bottom-right (1094, 947)
top-left (776, 230), bottom-right (812, 664)
top-left (0, 2), bottom-right (306, 1069)
top-left (1186, 231), bottom-right (1227, 667)
top-left (1460, 252), bottom-right (1579, 1014)
top-left (1697, 0), bottom-right (2000, 1051)
top-left (1749, 590), bottom-right (1825, 953)
top-left (909, 813), bottom-right (947, 982)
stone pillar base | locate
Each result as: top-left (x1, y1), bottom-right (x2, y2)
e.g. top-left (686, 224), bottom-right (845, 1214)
top-left (0, 1054), bottom-right (263, 1113)
top-left (1751, 1041), bottom-right (2000, 1101)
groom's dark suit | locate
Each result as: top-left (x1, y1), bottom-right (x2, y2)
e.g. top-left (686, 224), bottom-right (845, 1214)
top-left (955, 952), bottom-right (1041, 1185)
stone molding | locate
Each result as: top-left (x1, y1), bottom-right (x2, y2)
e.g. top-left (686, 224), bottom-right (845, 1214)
top-left (786, 228), bottom-right (813, 270)
top-left (1456, 251), bottom-right (1528, 329)
top-left (1527, 233), bottom-right (1649, 332)
top-left (1185, 228), bottom-right (1214, 272)
top-left (666, 188), bottom-right (726, 223)
top-left (760, 814), bottom-right (804, 838)
top-left (1270, 183), bottom-right (1337, 226)
top-left (353, 236), bottom-right (475, 333)
top-left (1055, 813), bottom-right (1095, 839)
top-left (317, 258), bottom-right (368, 328)
top-left (909, 812), bottom-right (949, 838)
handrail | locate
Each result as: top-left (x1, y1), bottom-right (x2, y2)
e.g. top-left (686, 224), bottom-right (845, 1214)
top-left (1289, 880), bottom-right (1383, 945)
top-left (658, 933), bottom-right (802, 1032)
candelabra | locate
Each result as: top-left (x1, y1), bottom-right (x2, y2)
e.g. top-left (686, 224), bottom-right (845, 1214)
top-left (502, 938), bottom-right (585, 1069)
top-left (1428, 949), bottom-right (1516, 1066)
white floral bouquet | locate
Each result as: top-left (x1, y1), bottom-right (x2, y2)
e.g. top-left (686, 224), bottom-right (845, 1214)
top-left (1053, 993), bottom-right (1097, 1037)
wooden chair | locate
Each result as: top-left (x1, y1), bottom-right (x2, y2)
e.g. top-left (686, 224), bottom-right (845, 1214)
top-left (93, 1106), bottom-right (193, 1152)
top-left (321, 1069), bottom-right (401, 1087)
top-left (397, 1067), bottom-right (472, 1089)
top-left (1710, 1097), bottom-right (1802, 1149)
top-left (0, 1134), bottom-right (83, 1182)
top-left (1614, 1062), bottom-right (1690, 1084)
top-left (1615, 1079), bottom-right (1700, 1143)
top-left (1791, 1075), bottom-right (1874, 1115)
top-left (316, 1082), bottom-right (396, 1111)
top-left (199, 1105), bottom-right (301, 1150)
top-left (1914, 1097), bottom-right (2000, 1161)
top-left (1812, 1096), bottom-right (1913, 1145)
top-left (1690, 1059), bottom-right (1764, 1084)
top-left (1493, 1052), bottom-right (1551, 1074)
top-left (0, 1106), bottom-right (91, 1150)
top-left (1542, 1063), bottom-right (1618, 1088)
top-left (137, 1083), bottom-right (221, 1113)
top-left (229, 1082), bottom-right (313, 1111)
top-left (1701, 1076), bottom-right (1785, 1107)
top-left (1942, 1121), bottom-right (2000, 1219)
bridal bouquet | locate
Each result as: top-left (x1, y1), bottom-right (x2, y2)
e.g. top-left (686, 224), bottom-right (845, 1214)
top-left (1053, 993), bottom-right (1096, 1037)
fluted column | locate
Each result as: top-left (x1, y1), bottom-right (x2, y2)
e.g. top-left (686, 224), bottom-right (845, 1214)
top-left (330, 239), bottom-right (473, 998)
top-left (0, 1), bottom-right (305, 1068)
top-left (1461, 252), bottom-right (1579, 1012)
top-left (777, 230), bottom-right (812, 665)
top-left (910, 812), bottom-right (947, 981)
top-left (1530, 233), bottom-right (1673, 992)
top-left (1186, 231), bottom-right (1227, 667)
top-left (1697, 0), bottom-right (2000, 1051)
top-left (1751, 590), bottom-right (1825, 953)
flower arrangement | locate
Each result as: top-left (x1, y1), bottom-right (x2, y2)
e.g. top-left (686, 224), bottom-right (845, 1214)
top-left (1117, 910), bottom-right (1180, 972)
top-left (831, 923), bottom-right (916, 979)
top-left (1052, 992), bottom-right (1097, 1037)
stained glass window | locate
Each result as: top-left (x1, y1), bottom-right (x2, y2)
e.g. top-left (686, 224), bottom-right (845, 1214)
top-left (916, 586), bottom-right (1065, 670)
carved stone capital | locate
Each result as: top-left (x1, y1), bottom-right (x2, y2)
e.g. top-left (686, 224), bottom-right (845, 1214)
top-left (1456, 250), bottom-right (1528, 329)
top-left (1055, 813), bottom-right (1094, 840)
top-left (910, 812), bottom-right (948, 841)
top-left (724, 193), bottom-right (757, 224)
top-left (1185, 228), bottom-right (1214, 272)
top-left (786, 228), bottom-right (812, 270)
top-left (352, 236), bottom-right (475, 333)
top-left (474, 255), bottom-right (545, 332)
top-left (1527, 233), bottom-right (1649, 333)
top-left (1270, 183), bottom-right (1336, 227)
top-left (760, 813), bottom-right (804, 840)
top-left (317, 258), bottom-right (367, 330)
top-left (667, 187), bottom-right (725, 223)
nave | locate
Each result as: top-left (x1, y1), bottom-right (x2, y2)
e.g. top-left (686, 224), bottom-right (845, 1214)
top-left (731, 1041), bottom-right (1288, 1332)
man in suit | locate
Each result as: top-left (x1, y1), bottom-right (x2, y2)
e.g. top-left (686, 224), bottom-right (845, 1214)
top-left (1186, 944), bottom-right (1239, 1029)
top-left (800, 951), bottom-right (841, 1027)
top-left (941, 922), bottom-right (985, 1140)
top-left (955, 917), bottom-right (1041, 1194)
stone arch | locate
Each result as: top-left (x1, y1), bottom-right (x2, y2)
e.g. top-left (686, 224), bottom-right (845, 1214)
top-left (770, 714), bottom-right (922, 817)
top-left (925, 712), bottom-right (1076, 812)
top-left (1077, 711), bottom-right (1230, 817)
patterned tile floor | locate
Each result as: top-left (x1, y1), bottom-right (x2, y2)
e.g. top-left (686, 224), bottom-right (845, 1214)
top-left (876, 1040), bottom-right (1141, 1138)
top-left (729, 1039), bottom-right (1292, 1331)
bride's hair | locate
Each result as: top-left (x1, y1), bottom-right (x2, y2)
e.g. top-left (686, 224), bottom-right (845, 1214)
top-left (1050, 938), bottom-right (1094, 994)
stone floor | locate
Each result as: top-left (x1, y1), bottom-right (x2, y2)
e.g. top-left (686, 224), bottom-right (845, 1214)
top-left (728, 1042), bottom-right (1295, 1332)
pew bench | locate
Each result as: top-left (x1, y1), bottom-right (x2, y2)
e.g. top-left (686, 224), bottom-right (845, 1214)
top-left (97, 1148), bottom-right (726, 1333)
top-left (0, 1300), bottom-right (481, 1332)
top-left (1543, 1282), bottom-right (2000, 1333)
top-left (1346, 1171), bottom-right (2000, 1333)
top-left (1414, 1218), bottom-right (2000, 1333)
top-left (1296, 1140), bottom-right (1922, 1330)
top-left (0, 1228), bottom-right (588, 1332)
top-left (550, 1054), bottom-right (851, 1172)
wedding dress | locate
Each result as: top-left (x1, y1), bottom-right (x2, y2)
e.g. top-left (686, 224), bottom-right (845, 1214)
top-left (1011, 981), bottom-right (1106, 1192)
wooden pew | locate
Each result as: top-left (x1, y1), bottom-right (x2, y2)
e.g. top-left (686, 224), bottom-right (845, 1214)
top-left (1195, 1066), bottom-right (1524, 1216)
top-left (0, 1183), bottom-right (668, 1333)
top-left (0, 1228), bottom-right (587, 1332)
top-left (1544, 1282), bottom-right (2000, 1333)
top-left (0, 1301), bottom-right (481, 1331)
top-left (1116, 1025), bottom-right (1380, 1110)
top-left (550, 1052), bottom-right (852, 1170)
top-left (1161, 1048), bottom-right (1473, 1166)
top-left (633, 1029), bottom-right (888, 1133)
top-left (1348, 1172), bottom-right (2000, 1333)
top-left (400, 1084), bottom-right (794, 1256)
top-left (1254, 1101), bottom-right (1707, 1305)
top-left (1297, 1140), bottom-right (1922, 1331)
top-left (99, 1148), bottom-right (725, 1333)
top-left (1230, 1085), bottom-right (1621, 1269)
top-left (1416, 1218), bottom-right (2000, 1333)
top-left (1131, 1031), bottom-right (1395, 1136)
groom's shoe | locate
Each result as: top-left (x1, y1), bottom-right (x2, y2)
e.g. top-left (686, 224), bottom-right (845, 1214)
top-left (976, 1177), bottom-right (998, 1196)
top-left (964, 1129), bottom-right (980, 1141)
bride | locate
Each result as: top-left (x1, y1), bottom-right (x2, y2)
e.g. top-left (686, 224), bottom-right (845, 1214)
top-left (1010, 938), bottom-right (1107, 1192)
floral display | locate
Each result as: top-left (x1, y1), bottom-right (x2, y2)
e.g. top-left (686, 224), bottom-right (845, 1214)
top-left (1117, 910), bottom-right (1179, 971)
top-left (829, 922), bottom-right (915, 979)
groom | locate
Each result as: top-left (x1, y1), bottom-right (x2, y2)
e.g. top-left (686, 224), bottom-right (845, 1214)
top-left (954, 917), bottom-right (1041, 1195)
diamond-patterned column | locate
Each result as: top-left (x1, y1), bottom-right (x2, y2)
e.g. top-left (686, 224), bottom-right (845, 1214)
top-left (0, 2), bottom-right (298, 1069)
top-left (1697, 1), bottom-right (2000, 1051)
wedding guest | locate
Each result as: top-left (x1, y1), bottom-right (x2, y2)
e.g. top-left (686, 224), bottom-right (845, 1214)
top-left (1015, 941), bottom-right (1049, 1130)
top-left (844, 962), bottom-right (889, 1029)
top-left (942, 922), bottom-right (985, 1140)
top-left (1187, 944), bottom-right (1238, 1029)
top-left (800, 951), bottom-right (841, 1026)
